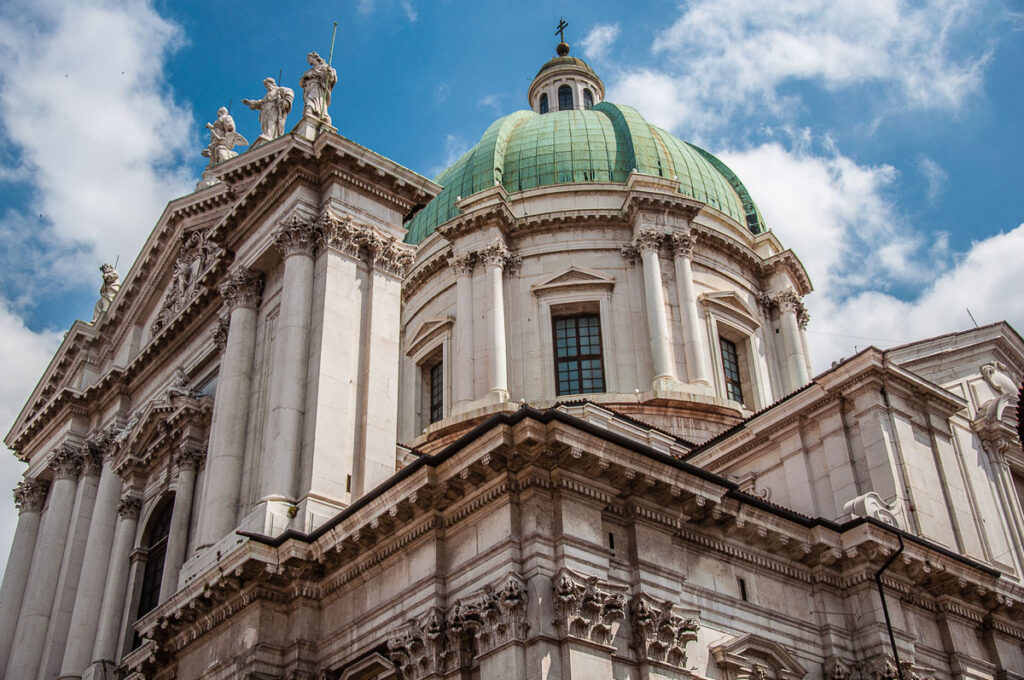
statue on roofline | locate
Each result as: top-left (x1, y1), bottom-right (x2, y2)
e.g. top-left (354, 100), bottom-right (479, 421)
top-left (91, 262), bottom-right (120, 323)
top-left (242, 77), bottom-right (294, 141)
top-left (202, 106), bottom-right (248, 166)
top-left (299, 51), bottom-right (337, 124)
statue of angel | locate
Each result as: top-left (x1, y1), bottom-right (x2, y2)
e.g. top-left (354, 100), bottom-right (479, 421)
top-left (91, 263), bottom-right (120, 323)
top-left (299, 51), bottom-right (337, 123)
top-left (202, 107), bottom-right (248, 166)
top-left (242, 77), bottom-right (294, 140)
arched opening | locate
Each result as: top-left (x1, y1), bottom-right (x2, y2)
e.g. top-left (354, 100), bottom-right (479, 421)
top-left (132, 496), bottom-right (173, 647)
top-left (539, 93), bottom-right (549, 114)
top-left (583, 89), bottom-right (594, 110)
top-left (558, 85), bottom-right (573, 111)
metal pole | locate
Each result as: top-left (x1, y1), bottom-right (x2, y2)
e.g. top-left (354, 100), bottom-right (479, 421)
top-left (875, 532), bottom-right (906, 680)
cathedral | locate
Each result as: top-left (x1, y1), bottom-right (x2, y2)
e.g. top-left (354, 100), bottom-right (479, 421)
top-left (0, 37), bottom-right (1022, 680)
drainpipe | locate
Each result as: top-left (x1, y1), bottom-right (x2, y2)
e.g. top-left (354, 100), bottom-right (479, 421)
top-left (875, 532), bottom-right (906, 680)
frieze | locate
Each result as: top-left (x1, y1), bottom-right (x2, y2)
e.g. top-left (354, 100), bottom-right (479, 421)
top-left (628, 593), bottom-right (700, 666)
top-left (552, 569), bottom-right (626, 646)
top-left (152, 227), bottom-right (226, 336)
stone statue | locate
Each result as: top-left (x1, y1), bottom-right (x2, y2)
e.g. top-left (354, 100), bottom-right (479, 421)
top-left (299, 51), bottom-right (337, 123)
top-left (980, 361), bottom-right (1020, 421)
top-left (91, 263), bottom-right (120, 323)
top-left (202, 107), bottom-right (248, 166)
top-left (166, 366), bottom-right (199, 400)
top-left (112, 410), bottom-right (140, 449)
top-left (242, 77), bottom-right (294, 140)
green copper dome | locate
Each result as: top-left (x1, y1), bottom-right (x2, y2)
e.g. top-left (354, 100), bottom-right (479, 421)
top-left (404, 102), bottom-right (766, 244)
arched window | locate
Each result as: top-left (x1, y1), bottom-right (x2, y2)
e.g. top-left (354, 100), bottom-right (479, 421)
top-left (539, 93), bottom-right (549, 114)
top-left (132, 497), bottom-right (173, 647)
top-left (583, 89), bottom-right (594, 110)
top-left (558, 85), bottom-right (573, 111)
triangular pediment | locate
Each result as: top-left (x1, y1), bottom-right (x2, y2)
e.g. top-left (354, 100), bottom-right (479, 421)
top-left (405, 316), bottom-right (454, 358)
top-left (700, 290), bottom-right (761, 328)
top-left (531, 266), bottom-right (616, 296)
top-left (711, 633), bottom-right (807, 680)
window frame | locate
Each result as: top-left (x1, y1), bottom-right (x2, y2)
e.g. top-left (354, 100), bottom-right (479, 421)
top-left (583, 89), bottom-right (594, 109)
top-left (404, 316), bottom-right (453, 434)
top-left (700, 291), bottom-right (770, 410)
top-left (539, 92), bottom-right (549, 114)
top-left (558, 85), bottom-right (574, 111)
top-left (552, 313), bottom-right (607, 396)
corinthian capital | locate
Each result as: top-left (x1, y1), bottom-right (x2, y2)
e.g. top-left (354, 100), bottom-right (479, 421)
top-left (480, 242), bottom-right (512, 268)
top-left (447, 252), bottom-right (476, 277)
top-left (775, 289), bottom-right (803, 314)
top-left (219, 267), bottom-right (264, 311)
top-left (320, 210), bottom-right (363, 257)
top-left (13, 479), bottom-right (48, 513)
top-left (274, 212), bottom-right (323, 258)
top-left (369, 236), bottom-right (415, 278)
top-left (117, 494), bottom-right (142, 519)
top-left (49, 444), bottom-right (83, 481)
top-left (633, 229), bottom-right (664, 254)
top-left (666, 232), bottom-right (696, 258)
top-left (174, 443), bottom-right (206, 471)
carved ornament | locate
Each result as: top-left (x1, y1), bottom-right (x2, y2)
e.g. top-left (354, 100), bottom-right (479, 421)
top-left (633, 229), bottom-right (664, 254)
top-left (174, 443), bottom-right (206, 471)
top-left (628, 594), bottom-right (700, 666)
top-left (843, 491), bottom-right (900, 528)
top-left (219, 267), bottom-right (264, 312)
top-left (13, 479), bottom-right (48, 513)
top-left (552, 570), bottom-right (625, 646)
top-left (666, 232), bottom-right (696, 259)
top-left (165, 366), bottom-right (200, 401)
top-left (274, 212), bottom-right (323, 259)
top-left (447, 252), bottom-right (476, 277)
top-left (211, 313), bottom-right (230, 353)
top-left (152, 228), bottom-right (226, 335)
top-left (979, 361), bottom-right (1020, 421)
top-left (117, 495), bottom-right (143, 520)
top-left (480, 242), bottom-right (513, 269)
top-left (49, 444), bottom-right (83, 481)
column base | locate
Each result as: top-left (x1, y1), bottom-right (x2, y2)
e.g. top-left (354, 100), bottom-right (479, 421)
top-left (486, 388), bottom-right (511, 404)
top-left (651, 376), bottom-right (685, 392)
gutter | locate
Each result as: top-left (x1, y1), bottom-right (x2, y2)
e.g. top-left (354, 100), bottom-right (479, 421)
top-left (875, 533), bottom-right (906, 680)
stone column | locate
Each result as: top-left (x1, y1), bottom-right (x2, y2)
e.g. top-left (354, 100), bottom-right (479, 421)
top-left (159, 445), bottom-right (204, 603)
top-left (0, 479), bottom-right (48, 675)
top-left (480, 242), bottom-right (512, 402)
top-left (449, 252), bottom-right (476, 410)
top-left (634, 230), bottom-right (677, 390)
top-left (777, 290), bottom-right (810, 391)
top-left (59, 446), bottom-right (123, 679)
top-left (668, 232), bottom-right (712, 385)
top-left (7, 446), bottom-right (81, 680)
top-left (262, 214), bottom-right (321, 506)
top-left (87, 494), bottom-right (141, 674)
top-left (199, 267), bottom-right (263, 547)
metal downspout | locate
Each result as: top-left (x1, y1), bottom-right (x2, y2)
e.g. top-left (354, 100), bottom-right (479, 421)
top-left (875, 533), bottom-right (906, 680)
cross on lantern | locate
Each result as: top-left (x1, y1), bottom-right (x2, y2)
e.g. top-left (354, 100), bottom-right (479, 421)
top-left (555, 18), bottom-right (568, 42)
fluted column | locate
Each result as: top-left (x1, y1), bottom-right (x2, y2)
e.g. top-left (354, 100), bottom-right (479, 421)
top-left (777, 290), bottom-right (810, 391)
top-left (0, 479), bottom-right (48, 675)
top-left (199, 267), bottom-right (263, 547)
top-left (634, 230), bottom-right (677, 390)
top-left (160, 445), bottom-right (204, 602)
top-left (7, 446), bottom-right (81, 680)
top-left (667, 232), bottom-right (712, 385)
top-left (261, 214), bottom-right (321, 503)
top-left (449, 252), bottom-right (476, 410)
top-left (480, 242), bottom-right (511, 402)
top-left (87, 494), bottom-right (141, 674)
top-left (59, 442), bottom-right (123, 679)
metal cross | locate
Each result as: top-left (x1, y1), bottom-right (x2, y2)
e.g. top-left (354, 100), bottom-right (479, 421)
top-left (555, 18), bottom-right (568, 42)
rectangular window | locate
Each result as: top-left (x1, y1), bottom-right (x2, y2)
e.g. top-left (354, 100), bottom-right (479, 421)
top-left (720, 336), bottom-right (744, 404)
top-left (554, 314), bottom-right (605, 396)
top-left (429, 361), bottom-right (444, 424)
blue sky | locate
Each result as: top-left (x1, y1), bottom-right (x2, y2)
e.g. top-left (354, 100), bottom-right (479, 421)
top-left (0, 0), bottom-right (1021, 568)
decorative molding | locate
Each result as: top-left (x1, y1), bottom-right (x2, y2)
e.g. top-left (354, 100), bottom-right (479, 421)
top-left (628, 593), bottom-right (700, 666)
top-left (552, 569), bottom-right (626, 646)
top-left (152, 227), bottom-right (226, 336)
top-left (843, 491), bottom-right (900, 528)
top-left (13, 479), bottom-right (48, 513)
top-left (711, 633), bottom-right (808, 680)
top-left (530, 266), bottom-right (616, 297)
top-left (219, 267), bottom-right (264, 312)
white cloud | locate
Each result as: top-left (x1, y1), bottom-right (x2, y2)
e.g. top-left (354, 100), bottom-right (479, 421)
top-left (581, 23), bottom-right (620, 61)
top-left (0, 0), bottom-right (194, 573)
top-left (478, 94), bottom-right (502, 110)
top-left (429, 134), bottom-right (470, 178)
top-left (400, 0), bottom-right (417, 23)
top-left (0, 300), bottom-right (63, 576)
top-left (718, 139), bottom-right (1020, 372)
top-left (0, 0), bottom-right (195, 299)
top-left (917, 155), bottom-right (948, 201)
top-left (611, 0), bottom-right (993, 134)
